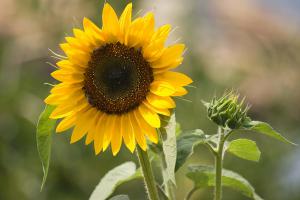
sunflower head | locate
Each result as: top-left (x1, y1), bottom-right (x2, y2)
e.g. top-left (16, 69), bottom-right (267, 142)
top-left (205, 91), bottom-right (250, 129)
top-left (45, 3), bottom-right (192, 155)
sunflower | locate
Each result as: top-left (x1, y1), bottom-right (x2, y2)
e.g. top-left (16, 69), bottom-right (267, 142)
top-left (45, 3), bottom-right (192, 155)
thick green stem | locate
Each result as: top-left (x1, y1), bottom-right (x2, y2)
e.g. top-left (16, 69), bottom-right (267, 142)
top-left (136, 146), bottom-right (160, 200)
top-left (214, 127), bottom-right (226, 200)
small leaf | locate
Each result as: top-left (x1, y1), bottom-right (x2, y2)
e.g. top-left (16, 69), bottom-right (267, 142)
top-left (36, 105), bottom-right (56, 190)
top-left (227, 139), bottom-right (261, 162)
top-left (159, 112), bottom-right (177, 185)
top-left (245, 121), bottom-right (296, 145)
top-left (186, 165), bottom-right (263, 200)
top-left (89, 162), bottom-right (142, 200)
top-left (109, 195), bottom-right (130, 200)
top-left (175, 129), bottom-right (206, 171)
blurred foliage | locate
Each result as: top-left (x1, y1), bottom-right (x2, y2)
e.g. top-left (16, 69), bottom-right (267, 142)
top-left (0, 0), bottom-right (300, 200)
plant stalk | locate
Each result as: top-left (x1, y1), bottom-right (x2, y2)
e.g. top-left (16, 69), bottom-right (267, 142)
top-left (136, 146), bottom-right (160, 200)
top-left (214, 127), bottom-right (226, 200)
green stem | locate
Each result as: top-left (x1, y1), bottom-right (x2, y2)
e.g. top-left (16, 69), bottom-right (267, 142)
top-left (214, 127), bottom-right (226, 200)
top-left (136, 146), bottom-right (160, 200)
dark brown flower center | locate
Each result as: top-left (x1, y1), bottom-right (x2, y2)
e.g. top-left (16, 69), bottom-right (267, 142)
top-left (83, 42), bottom-right (153, 114)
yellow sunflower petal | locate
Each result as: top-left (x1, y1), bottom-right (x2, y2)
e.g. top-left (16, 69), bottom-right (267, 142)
top-left (172, 87), bottom-right (188, 96)
top-left (44, 93), bottom-right (66, 105)
top-left (56, 112), bottom-right (77, 132)
top-left (50, 83), bottom-right (82, 94)
top-left (151, 44), bottom-right (185, 68)
top-left (143, 24), bottom-right (171, 62)
top-left (85, 130), bottom-right (94, 146)
top-left (150, 24), bottom-right (171, 44)
top-left (73, 28), bottom-right (96, 51)
top-left (73, 28), bottom-right (88, 41)
top-left (85, 112), bottom-right (101, 145)
top-left (129, 113), bottom-right (147, 151)
top-left (150, 81), bottom-right (176, 96)
top-left (111, 115), bottom-right (122, 156)
top-left (50, 104), bottom-right (74, 119)
top-left (152, 57), bottom-right (184, 74)
top-left (126, 17), bottom-right (144, 47)
top-left (119, 3), bottom-right (132, 43)
top-left (70, 108), bottom-right (97, 143)
top-left (56, 60), bottom-right (83, 70)
top-left (140, 12), bottom-right (155, 45)
top-left (102, 115), bottom-right (117, 152)
top-left (94, 113), bottom-right (106, 155)
top-left (133, 110), bottom-right (158, 144)
top-left (102, 3), bottom-right (120, 40)
top-left (83, 17), bottom-right (105, 45)
top-left (155, 71), bottom-right (193, 87)
top-left (146, 93), bottom-right (175, 109)
top-left (121, 114), bottom-right (136, 153)
top-left (49, 98), bottom-right (89, 119)
top-left (143, 44), bottom-right (165, 63)
top-left (143, 101), bottom-right (170, 116)
top-left (74, 98), bottom-right (90, 112)
top-left (65, 36), bottom-right (91, 52)
top-left (138, 104), bottom-right (160, 128)
top-left (51, 69), bottom-right (84, 83)
top-left (45, 89), bottom-right (83, 105)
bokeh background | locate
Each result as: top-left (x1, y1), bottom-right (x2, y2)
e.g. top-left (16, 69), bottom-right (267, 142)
top-left (0, 0), bottom-right (299, 199)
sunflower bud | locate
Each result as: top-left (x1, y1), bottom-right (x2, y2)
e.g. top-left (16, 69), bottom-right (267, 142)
top-left (204, 92), bottom-right (250, 129)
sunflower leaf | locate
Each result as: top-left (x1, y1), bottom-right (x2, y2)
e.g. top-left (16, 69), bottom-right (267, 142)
top-left (89, 162), bottom-right (142, 200)
top-left (227, 139), bottom-right (261, 162)
top-left (243, 121), bottom-right (296, 145)
top-left (36, 105), bottom-right (56, 191)
top-left (159, 112), bottom-right (177, 186)
top-left (175, 129), bottom-right (206, 171)
top-left (186, 165), bottom-right (263, 200)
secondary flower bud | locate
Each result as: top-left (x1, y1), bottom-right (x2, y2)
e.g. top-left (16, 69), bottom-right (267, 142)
top-left (205, 92), bottom-right (250, 129)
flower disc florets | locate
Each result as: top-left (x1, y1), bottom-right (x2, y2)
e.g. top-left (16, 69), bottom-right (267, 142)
top-left (205, 92), bottom-right (250, 129)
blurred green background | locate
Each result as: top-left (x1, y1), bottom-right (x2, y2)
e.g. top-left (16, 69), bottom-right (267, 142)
top-left (0, 0), bottom-right (299, 199)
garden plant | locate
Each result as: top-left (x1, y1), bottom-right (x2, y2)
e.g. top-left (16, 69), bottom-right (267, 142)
top-left (36, 2), bottom-right (296, 200)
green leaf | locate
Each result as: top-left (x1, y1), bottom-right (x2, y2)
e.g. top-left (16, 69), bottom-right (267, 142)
top-left (175, 129), bottom-right (206, 171)
top-left (109, 195), bottom-right (130, 200)
top-left (176, 122), bottom-right (182, 137)
top-left (159, 112), bottom-right (177, 185)
top-left (186, 165), bottom-right (263, 200)
top-left (89, 162), bottom-right (142, 200)
top-left (36, 105), bottom-right (56, 190)
top-left (227, 139), bottom-right (261, 162)
top-left (245, 121), bottom-right (296, 145)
